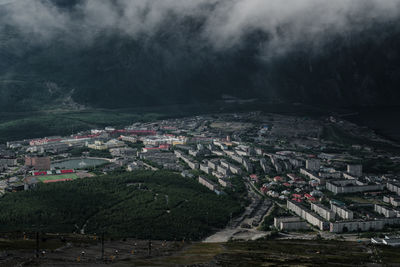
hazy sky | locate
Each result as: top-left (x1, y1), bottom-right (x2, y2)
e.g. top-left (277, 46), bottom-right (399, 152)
top-left (2, 0), bottom-right (400, 53)
top-left (0, 0), bottom-right (14, 4)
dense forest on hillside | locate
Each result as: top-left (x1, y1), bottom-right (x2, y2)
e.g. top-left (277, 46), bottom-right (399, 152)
top-left (0, 170), bottom-right (243, 240)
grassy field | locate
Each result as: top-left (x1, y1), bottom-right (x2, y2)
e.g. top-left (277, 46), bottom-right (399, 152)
top-left (0, 235), bottom-right (399, 266)
top-left (37, 173), bottom-right (79, 183)
top-left (0, 238), bottom-right (64, 251)
top-left (126, 239), bottom-right (400, 266)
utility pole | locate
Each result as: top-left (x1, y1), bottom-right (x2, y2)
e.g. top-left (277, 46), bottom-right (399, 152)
top-left (148, 240), bottom-right (152, 256)
top-left (101, 233), bottom-right (104, 261)
top-left (35, 232), bottom-right (39, 258)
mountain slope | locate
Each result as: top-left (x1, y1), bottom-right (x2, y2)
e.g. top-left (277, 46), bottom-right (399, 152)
top-left (0, 2), bottom-right (400, 112)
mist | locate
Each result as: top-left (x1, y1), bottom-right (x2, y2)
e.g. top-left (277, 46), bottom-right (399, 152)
top-left (2, 0), bottom-right (400, 53)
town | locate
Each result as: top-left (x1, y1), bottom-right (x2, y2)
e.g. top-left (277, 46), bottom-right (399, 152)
top-left (1, 111), bottom-right (400, 246)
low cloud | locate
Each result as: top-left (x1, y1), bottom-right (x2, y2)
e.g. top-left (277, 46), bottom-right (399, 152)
top-left (2, 0), bottom-right (400, 53)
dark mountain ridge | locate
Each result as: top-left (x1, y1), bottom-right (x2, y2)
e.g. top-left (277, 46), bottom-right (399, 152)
top-left (0, 1), bottom-right (400, 112)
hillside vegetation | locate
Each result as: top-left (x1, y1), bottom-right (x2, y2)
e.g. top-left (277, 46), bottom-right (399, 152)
top-left (0, 170), bottom-right (243, 240)
top-left (0, 109), bottom-right (163, 143)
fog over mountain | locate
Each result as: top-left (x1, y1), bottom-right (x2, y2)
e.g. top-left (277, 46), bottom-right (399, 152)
top-left (3, 0), bottom-right (400, 51)
top-left (1, 0), bottom-right (400, 111)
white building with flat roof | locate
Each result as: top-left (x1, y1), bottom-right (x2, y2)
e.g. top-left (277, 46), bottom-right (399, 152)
top-left (347, 164), bottom-right (362, 177)
top-left (306, 159), bottom-right (320, 171)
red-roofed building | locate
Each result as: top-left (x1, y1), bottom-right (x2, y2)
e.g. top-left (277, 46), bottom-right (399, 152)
top-left (44, 178), bottom-right (73, 183)
top-left (33, 171), bottom-right (47, 176)
top-left (74, 133), bottom-right (100, 139)
top-left (30, 138), bottom-right (63, 146)
top-left (142, 144), bottom-right (170, 152)
top-left (60, 169), bottom-right (75, 174)
top-left (304, 193), bottom-right (313, 199)
top-left (292, 198), bottom-right (302, 203)
top-left (110, 129), bottom-right (157, 136)
top-left (162, 126), bottom-right (177, 130)
top-left (250, 174), bottom-right (259, 183)
top-left (260, 186), bottom-right (268, 194)
top-left (250, 174), bottom-right (258, 179)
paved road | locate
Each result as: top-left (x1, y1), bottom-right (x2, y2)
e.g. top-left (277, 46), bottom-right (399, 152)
top-left (141, 162), bottom-right (158, 171)
top-left (204, 227), bottom-right (269, 243)
top-left (204, 179), bottom-right (271, 243)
